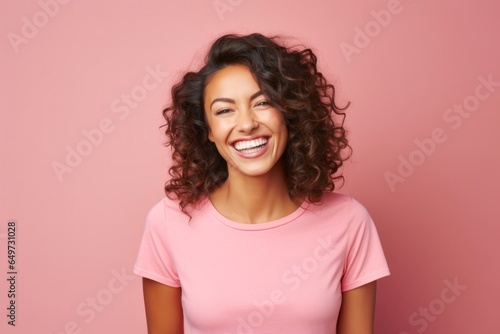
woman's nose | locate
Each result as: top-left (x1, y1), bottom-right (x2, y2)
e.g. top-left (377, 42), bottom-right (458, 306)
top-left (236, 109), bottom-right (258, 133)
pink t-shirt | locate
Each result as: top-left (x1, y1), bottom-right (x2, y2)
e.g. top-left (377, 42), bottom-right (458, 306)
top-left (134, 192), bottom-right (390, 333)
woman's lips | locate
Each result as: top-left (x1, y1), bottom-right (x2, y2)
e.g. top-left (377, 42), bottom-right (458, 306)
top-left (232, 136), bottom-right (270, 158)
top-left (233, 137), bottom-right (268, 151)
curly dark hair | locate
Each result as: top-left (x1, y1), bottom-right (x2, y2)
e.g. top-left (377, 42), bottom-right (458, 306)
top-left (163, 33), bottom-right (351, 214)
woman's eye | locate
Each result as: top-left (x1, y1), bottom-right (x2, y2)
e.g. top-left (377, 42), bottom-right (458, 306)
top-left (255, 101), bottom-right (270, 107)
top-left (215, 108), bottom-right (231, 115)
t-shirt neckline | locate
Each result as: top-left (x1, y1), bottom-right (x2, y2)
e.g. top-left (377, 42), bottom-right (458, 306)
top-left (205, 198), bottom-right (309, 231)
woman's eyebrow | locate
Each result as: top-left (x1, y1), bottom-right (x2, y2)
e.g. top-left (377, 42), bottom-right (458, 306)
top-left (209, 91), bottom-right (263, 109)
top-left (249, 90), bottom-right (263, 101)
top-left (210, 97), bottom-right (234, 109)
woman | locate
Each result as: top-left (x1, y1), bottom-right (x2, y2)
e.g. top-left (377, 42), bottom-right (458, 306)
top-left (134, 33), bottom-right (390, 334)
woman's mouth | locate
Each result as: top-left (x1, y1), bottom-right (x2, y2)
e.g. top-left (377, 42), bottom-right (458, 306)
top-left (233, 137), bottom-right (268, 154)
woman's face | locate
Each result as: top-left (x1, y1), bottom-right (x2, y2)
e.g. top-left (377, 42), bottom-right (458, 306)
top-left (203, 64), bottom-right (288, 178)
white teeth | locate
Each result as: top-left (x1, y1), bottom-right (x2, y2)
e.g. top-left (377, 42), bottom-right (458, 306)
top-left (234, 138), bottom-right (268, 151)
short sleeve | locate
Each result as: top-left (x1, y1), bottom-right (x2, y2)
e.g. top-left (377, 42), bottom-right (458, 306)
top-left (133, 199), bottom-right (181, 287)
top-left (341, 198), bottom-right (390, 291)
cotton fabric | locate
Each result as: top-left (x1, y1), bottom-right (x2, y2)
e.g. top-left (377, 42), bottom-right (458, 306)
top-left (134, 192), bottom-right (390, 333)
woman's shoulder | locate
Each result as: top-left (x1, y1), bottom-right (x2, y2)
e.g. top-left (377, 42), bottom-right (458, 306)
top-left (144, 195), bottom-right (188, 227)
top-left (145, 195), bottom-right (209, 227)
top-left (310, 191), bottom-right (372, 220)
top-left (315, 191), bottom-right (353, 211)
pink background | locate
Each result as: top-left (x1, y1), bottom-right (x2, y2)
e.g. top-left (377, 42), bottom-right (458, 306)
top-left (1, 0), bottom-right (499, 333)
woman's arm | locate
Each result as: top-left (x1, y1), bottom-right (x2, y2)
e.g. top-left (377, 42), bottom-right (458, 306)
top-left (336, 281), bottom-right (377, 334)
top-left (142, 278), bottom-right (184, 334)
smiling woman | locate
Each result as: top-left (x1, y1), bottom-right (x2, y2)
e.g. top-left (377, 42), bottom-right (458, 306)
top-left (134, 33), bottom-right (390, 334)
top-left (204, 64), bottom-right (288, 180)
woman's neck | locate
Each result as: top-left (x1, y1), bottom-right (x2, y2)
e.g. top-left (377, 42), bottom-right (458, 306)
top-left (210, 164), bottom-right (299, 224)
